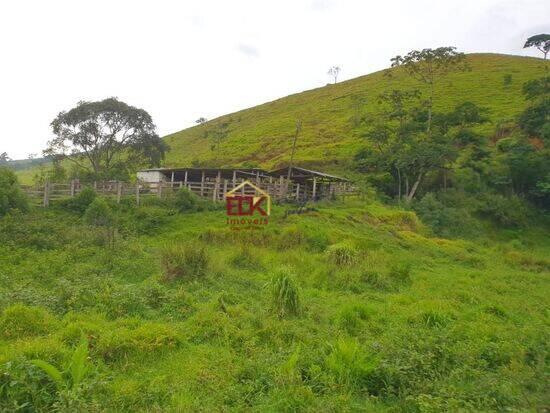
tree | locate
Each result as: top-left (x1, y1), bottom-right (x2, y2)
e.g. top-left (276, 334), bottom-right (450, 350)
top-left (523, 34), bottom-right (550, 60)
top-left (45, 98), bottom-right (167, 180)
top-left (195, 117), bottom-right (207, 124)
top-left (390, 47), bottom-right (469, 134)
top-left (327, 66), bottom-right (341, 84)
top-left (0, 152), bottom-right (10, 165)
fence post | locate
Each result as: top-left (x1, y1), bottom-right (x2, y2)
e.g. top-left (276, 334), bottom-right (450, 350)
top-left (43, 181), bottom-right (50, 207)
top-left (136, 182), bottom-right (140, 206)
top-left (116, 181), bottom-right (122, 203)
top-left (200, 171), bottom-right (205, 197)
top-left (70, 179), bottom-right (75, 197)
top-left (296, 183), bottom-right (300, 200)
top-left (223, 179), bottom-right (228, 200)
top-left (157, 182), bottom-right (163, 198)
top-left (312, 177), bottom-right (317, 201)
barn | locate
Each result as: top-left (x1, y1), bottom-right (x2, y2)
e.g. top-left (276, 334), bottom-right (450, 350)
top-left (137, 166), bottom-right (353, 201)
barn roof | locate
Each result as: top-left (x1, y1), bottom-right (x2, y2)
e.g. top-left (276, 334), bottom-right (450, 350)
top-left (268, 166), bottom-right (349, 182)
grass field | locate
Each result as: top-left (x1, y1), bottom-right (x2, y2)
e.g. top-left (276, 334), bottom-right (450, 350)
top-left (1, 195), bottom-right (548, 411)
top-left (162, 53), bottom-right (545, 172)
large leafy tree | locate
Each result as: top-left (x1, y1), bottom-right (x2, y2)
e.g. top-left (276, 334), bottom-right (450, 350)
top-left (523, 34), bottom-right (550, 60)
top-left (390, 47), bottom-right (469, 134)
top-left (357, 97), bottom-right (488, 202)
top-left (45, 98), bottom-right (167, 179)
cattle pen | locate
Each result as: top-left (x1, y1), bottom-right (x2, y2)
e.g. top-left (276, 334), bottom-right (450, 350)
top-left (21, 166), bottom-right (358, 207)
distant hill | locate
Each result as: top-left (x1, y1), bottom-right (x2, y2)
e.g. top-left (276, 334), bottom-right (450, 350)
top-left (13, 53), bottom-right (545, 184)
top-left (163, 53), bottom-right (545, 174)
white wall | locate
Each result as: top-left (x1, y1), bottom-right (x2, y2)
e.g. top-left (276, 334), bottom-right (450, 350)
top-left (137, 171), bottom-right (166, 183)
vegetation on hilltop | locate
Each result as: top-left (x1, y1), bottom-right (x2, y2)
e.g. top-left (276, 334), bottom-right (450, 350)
top-left (162, 53), bottom-right (545, 171)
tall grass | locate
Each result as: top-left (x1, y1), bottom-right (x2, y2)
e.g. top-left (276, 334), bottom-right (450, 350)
top-left (326, 241), bottom-right (358, 266)
top-left (160, 244), bottom-right (209, 281)
top-left (269, 268), bottom-right (302, 318)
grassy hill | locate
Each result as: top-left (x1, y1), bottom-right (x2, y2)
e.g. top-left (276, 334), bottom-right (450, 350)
top-left (163, 53), bottom-right (545, 173)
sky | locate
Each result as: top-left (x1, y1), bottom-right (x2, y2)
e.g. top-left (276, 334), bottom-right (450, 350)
top-left (0, 0), bottom-right (548, 160)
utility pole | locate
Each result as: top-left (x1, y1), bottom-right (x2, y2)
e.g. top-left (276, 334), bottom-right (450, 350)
top-left (287, 120), bottom-right (302, 182)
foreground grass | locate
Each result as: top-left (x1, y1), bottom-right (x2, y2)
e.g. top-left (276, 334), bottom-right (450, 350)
top-left (0, 198), bottom-right (549, 411)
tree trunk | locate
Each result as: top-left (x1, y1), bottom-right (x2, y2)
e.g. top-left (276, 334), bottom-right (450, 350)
top-left (405, 172), bottom-right (423, 202)
top-left (397, 167), bottom-right (402, 202)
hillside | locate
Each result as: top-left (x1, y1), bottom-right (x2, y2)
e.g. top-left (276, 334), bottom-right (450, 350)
top-left (163, 53), bottom-right (545, 172)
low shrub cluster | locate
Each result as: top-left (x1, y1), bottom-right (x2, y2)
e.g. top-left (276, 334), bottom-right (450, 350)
top-left (326, 242), bottom-right (358, 266)
top-left (0, 167), bottom-right (28, 217)
top-left (160, 244), bottom-right (209, 281)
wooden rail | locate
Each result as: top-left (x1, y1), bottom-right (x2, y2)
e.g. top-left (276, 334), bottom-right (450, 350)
top-left (21, 178), bottom-right (359, 207)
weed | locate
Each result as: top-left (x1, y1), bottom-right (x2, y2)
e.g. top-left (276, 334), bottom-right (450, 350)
top-left (160, 244), bottom-right (209, 281)
top-left (0, 304), bottom-right (57, 339)
top-left (269, 268), bottom-right (302, 318)
top-left (325, 338), bottom-right (377, 391)
top-left (326, 242), bottom-right (358, 266)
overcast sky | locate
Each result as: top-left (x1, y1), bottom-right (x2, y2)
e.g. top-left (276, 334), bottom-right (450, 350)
top-left (1, 0), bottom-right (548, 159)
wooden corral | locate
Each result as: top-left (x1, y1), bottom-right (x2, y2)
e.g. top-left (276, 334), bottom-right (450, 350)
top-left (137, 166), bottom-right (354, 202)
top-left (21, 166), bottom-right (357, 207)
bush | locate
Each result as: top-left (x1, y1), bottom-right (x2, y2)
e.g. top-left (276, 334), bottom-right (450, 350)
top-left (326, 242), bottom-right (358, 266)
top-left (59, 187), bottom-right (96, 214)
top-left (0, 167), bottom-right (28, 216)
top-left (83, 198), bottom-right (114, 227)
top-left (171, 187), bottom-right (218, 213)
top-left (160, 244), bottom-right (209, 281)
top-left (0, 304), bottom-right (57, 339)
top-left (269, 268), bottom-right (302, 318)
top-left (477, 193), bottom-right (529, 227)
top-left (412, 192), bottom-right (480, 237)
top-left (174, 187), bottom-right (200, 212)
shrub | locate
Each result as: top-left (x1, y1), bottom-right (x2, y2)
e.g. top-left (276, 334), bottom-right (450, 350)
top-left (59, 187), bottom-right (96, 214)
top-left (412, 192), bottom-right (479, 237)
top-left (174, 187), bottom-right (200, 212)
top-left (476, 193), bottom-right (529, 227)
top-left (0, 304), bottom-right (56, 339)
top-left (0, 167), bottom-right (28, 216)
top-left (326, 242), bottom-right (358, 266)
top-left (160, 244), bottom-right (209, 281)
top-left (0, 358), bottom-right (57, 411)
top-left (269, 268), bottom-right (302, 318)
top-left (83, 198), bottom-right (114, 227)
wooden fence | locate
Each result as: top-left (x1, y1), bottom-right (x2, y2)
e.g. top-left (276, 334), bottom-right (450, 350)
top-left (21, 178), bottom-right (358, 207)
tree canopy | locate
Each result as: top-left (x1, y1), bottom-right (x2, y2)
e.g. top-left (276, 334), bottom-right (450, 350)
top-left (45, 98), bottom-right (167, 180)
top-left (523, 34), bottom-right (550, 60)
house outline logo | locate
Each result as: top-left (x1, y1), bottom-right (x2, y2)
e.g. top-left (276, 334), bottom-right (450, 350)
top-left (225, 180), bottom-right (271, 216)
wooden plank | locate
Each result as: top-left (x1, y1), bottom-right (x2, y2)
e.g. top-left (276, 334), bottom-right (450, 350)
top-left (312, 177), bottom-right (317, 201)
